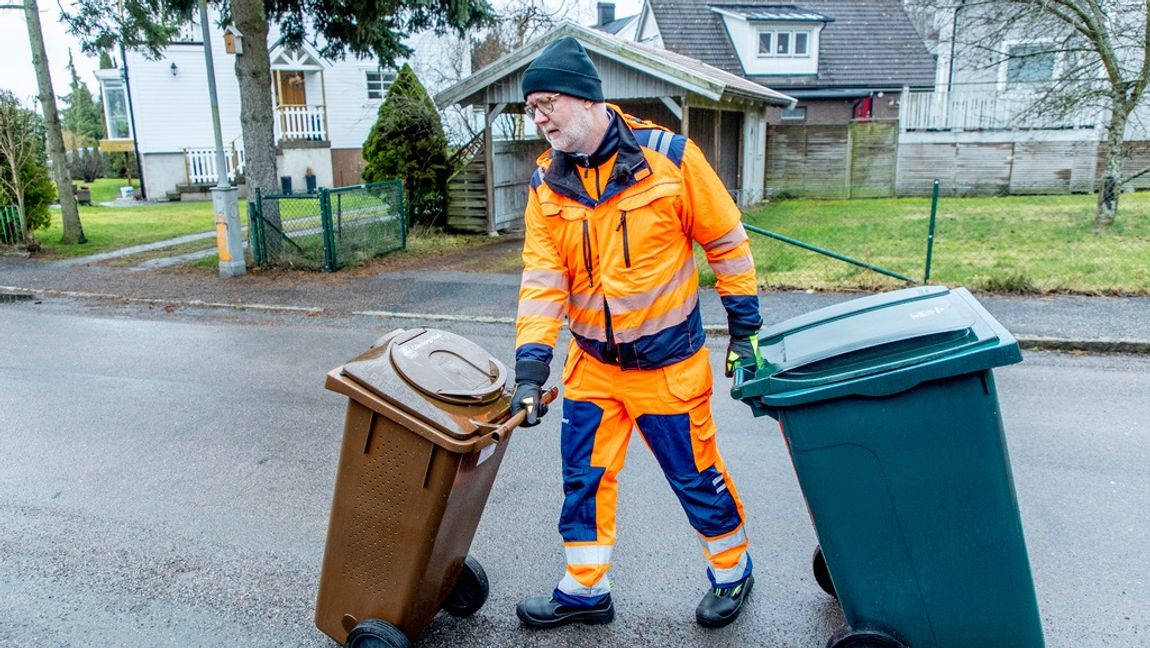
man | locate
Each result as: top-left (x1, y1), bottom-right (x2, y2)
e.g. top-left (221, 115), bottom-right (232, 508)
top-left (509, 36), bottom-right (764, 630)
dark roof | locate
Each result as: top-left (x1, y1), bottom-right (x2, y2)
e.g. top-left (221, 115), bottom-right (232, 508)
top-left (597, 14), bottom-right (638, 35)
top-left (436, 21), bottom-right (794, 109)
top-left (710, 4), bottom-right (833, 22)
top-left (649, 0), bottom-right (936, 90)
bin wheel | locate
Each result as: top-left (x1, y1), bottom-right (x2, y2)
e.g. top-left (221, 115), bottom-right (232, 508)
top-left (441, 554), bottom-right (489, 617)
top-left (812, 545), bottom-right (838, 600)
top-left (826, 625), bottom-right (908, 648)
top-left (345, 619), bottom-right (411, 648)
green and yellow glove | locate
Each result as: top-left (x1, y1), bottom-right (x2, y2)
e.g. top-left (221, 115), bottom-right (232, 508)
top-left (725, 334), bottom-right (762, 378)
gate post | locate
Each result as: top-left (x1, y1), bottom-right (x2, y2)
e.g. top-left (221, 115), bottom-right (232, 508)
top-left (319, 188), bottom-right (336, 272)
top-left (924, 179), bottom-right (940, 283)
top-left (250, 187), bottom-right (265, 267)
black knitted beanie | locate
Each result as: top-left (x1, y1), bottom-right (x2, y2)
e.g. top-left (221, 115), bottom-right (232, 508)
top-left (521, 36), bottom-right (604, 102)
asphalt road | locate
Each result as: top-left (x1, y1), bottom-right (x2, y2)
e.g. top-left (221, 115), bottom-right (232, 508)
top-left (0, 299), bottom-right (1147, 647)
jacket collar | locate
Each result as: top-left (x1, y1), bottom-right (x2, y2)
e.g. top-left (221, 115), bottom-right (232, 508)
top-left (540, 104), bottom-right (653, 208)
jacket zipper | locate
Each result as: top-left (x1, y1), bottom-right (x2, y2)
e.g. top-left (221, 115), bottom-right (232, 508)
top-left (603, 298), bottom-right (617, 361)
top-left (615, 211), bottom-right (631, 268)
top-left (583, 212), bottom-right (618, 362)
top-left (581, 219), bottom-right (594, 289)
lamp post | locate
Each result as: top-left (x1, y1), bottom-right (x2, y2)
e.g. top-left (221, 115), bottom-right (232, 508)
top-left (118, 41), bottom-right (147, 199)
top-left (199, 0), bottom-right (244, 278)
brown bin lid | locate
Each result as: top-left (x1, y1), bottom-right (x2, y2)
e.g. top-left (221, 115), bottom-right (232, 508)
top-left (340, 328), bottom-right (511, 440)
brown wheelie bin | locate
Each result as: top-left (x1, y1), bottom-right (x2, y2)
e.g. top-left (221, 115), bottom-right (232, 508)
top-left (315, 327), bottom-right (551, 648)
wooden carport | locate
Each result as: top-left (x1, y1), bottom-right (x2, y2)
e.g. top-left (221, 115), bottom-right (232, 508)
top-left (435, 21), bottom-right (795, 234)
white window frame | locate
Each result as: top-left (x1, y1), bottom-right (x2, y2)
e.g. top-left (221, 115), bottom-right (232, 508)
top-left (365, 68), bottom-right (395, 100)
top-left (102, 78), bottom-right (133, 140)
top-left (794, 31), bottom-right (809, 56)
top-left (757, 28), bottom-right (813, 58)
top-left (997, 39), bottom-right (1060, 91)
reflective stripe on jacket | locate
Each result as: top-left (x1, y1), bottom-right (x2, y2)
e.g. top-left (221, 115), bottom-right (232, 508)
top-left (515, 106), bottom-right (761, 370)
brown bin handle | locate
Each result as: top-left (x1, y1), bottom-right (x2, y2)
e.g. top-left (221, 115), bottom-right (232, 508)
top-left (487, 386), bottom-right (559, 442)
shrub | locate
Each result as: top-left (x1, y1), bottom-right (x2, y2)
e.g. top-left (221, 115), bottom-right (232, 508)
top-left (0, 92), bottom-right (56, 241)
top-left (361, 64), bottom-right (449, 229)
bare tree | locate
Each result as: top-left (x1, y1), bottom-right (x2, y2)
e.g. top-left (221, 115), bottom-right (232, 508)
top-left (469, 0), bottom-right (581, 140)
top-left (911, 0), bottom-right (1150, 229)
top-left (0, 92), bottom-right (51, 250)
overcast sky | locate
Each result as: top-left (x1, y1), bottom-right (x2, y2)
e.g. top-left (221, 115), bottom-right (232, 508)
top-left (1, 0), bottom-right (642, 107)
top-left (2, 0), bottom-right (101, 104)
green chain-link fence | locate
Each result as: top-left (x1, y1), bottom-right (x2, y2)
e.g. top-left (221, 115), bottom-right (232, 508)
top-left (737, 177), bottom-right (1149, 294)
top-left (1, 205), bottom-right (23, 246)
top-left (249, 180), bottom-right (405, 271)
top-left (724, 180), bottom-right (940, 292)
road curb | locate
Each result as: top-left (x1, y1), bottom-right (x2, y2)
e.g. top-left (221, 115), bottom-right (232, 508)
top-left (0, 286), bottom-right (325, 315)
top-left (1015, 336), bottom-right (1150, 355)
top-left (3, 286), bottom-right (1148, 355)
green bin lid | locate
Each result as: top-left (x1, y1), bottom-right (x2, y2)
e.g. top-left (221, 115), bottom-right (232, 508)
top-left (731, 286), bottom-right (1022, 408)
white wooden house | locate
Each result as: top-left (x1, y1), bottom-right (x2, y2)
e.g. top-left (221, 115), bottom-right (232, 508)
top-left (95, 9), bottom-right (471, 200)
top-left (896, 0), bottom-right (1150, 194)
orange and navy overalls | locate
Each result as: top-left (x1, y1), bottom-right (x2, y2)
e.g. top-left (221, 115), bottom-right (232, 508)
top-left (515, 106), bottom-right (762, 606)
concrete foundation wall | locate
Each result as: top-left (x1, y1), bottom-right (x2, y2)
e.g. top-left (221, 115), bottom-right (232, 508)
top-left (141, 153), bottom-right (189, 198)
top-left (278, 146), bottom-right (334, 193)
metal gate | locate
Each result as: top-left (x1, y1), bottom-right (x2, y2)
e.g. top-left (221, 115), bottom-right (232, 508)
top-left (1, 205), bottom-right (23, 245)
top-left (249, 181), bottom-right (405, 272)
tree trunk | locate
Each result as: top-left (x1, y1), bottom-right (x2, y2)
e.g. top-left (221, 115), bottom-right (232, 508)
top-left (230, 0), bottom-right (281, 253)
top-left (16, 199), bottom-right (38, 252)
top-left (23, 0), bottom-right (85, 245)
top-left (1095, 107), bottom-right (1128, 231)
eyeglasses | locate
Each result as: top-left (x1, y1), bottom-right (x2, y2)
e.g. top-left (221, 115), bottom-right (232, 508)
top-left (525, 93), bottom-right (562, 119)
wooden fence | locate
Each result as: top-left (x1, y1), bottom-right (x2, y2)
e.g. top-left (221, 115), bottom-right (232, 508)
top-left (767, 122), bottom-right (899, 199)
top-left (184, 147), bottom-right (246, 185)
top-left (766, 122), bottom-right (1150, 198)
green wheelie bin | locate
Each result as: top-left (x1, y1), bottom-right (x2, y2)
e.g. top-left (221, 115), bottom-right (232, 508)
top-left (732, 286), bottom-right (1043, 648)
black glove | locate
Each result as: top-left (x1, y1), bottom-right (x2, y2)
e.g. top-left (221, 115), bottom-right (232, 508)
top-left (511, 359), bottom-right (550, 427)
top-left (511, 381), bottom-right (548, 427)
top-left (725, 334), bottom-right (762, 378)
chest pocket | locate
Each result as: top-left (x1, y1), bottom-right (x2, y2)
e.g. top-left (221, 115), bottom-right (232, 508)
top-left (539, 201), bottom-right (586, 221)
top-left (540, 200), bottom-right (592, 286)
top-left (609, 180), bottom-right (684, 272)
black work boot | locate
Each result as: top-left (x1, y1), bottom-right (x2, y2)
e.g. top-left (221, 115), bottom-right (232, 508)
top-left (696, 575), bottom-right (754, 628)
top-left (516, 594), bottom-right (615, 629)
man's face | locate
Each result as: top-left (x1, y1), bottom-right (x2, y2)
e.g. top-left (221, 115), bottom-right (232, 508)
top-left (526, 92), bottom-right (595, 153)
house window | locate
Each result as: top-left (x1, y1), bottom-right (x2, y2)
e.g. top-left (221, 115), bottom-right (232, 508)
top-left (758, 32), bottom-right (772, 55)
top-left (366, 69), bottom-right (396, 100)
top-left (102, 78), bottom-right (132, 139)
top-left (758, 29), bottom-right (812, 58)
top-left (781, 105), bottom-right (806, 122)
top-left (794, 32), bottom-right (809, 56)
top-left (1005, 43), bottom-right (1056, 87)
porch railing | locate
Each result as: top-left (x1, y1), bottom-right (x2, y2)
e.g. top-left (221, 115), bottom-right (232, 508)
top-left (184, 146), bottom-right (246, 185)
top-left (275, 104), bottom-right (327, 141)
top-left (901, 89), bottom-right (1101, 131)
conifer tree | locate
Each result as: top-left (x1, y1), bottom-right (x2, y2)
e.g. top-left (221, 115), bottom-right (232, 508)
top-left (362, 64), bottom-right (449, 229)
top-left (61, 52), bottom-right (106, 144)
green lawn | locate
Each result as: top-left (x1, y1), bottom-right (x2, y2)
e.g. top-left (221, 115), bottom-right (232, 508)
top-left (33, 199), bottom-right (234, 259)
top-left (724, 192), bottom-right (1150, 295)
top-left (28, 186), bottom-right (1150, 295)
top-left (82, 178), bottom-right (141, 204)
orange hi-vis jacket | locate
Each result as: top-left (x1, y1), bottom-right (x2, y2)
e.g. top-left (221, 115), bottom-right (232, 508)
top-left (515, 106), bottom-right (762, 370)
